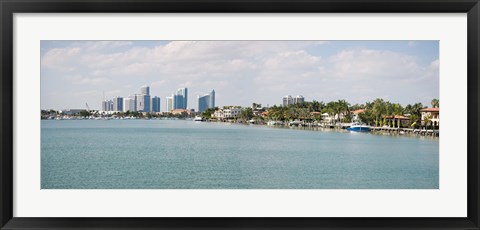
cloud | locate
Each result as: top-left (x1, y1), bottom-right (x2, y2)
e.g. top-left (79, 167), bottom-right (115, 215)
top-left (41, 47), bottom-right (82, 72)
top-left (41, 41), bottom-right (438, 110)
top-left (328, 48), bottom-right (421, 80)
top-left (68, 74), bottom-right (111, 85)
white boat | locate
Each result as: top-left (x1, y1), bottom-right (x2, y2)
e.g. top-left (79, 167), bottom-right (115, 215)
top-left (267, 120), bottom-right (283, 126)
top-left (288, 120), bottom-right (302, 126)
top-left (193, 116), bottom-right (204, 121)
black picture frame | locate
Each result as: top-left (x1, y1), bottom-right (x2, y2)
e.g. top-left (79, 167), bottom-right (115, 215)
top-left (1, 0), bottom-right (479, 229)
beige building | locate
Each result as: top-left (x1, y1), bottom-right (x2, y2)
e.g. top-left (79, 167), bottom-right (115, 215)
top-left (213, 107), bottom-right (242, 119)
top-left (420, 108), bottom-right (440, 127)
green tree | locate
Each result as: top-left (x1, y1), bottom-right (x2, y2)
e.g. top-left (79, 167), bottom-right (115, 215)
top-left (79, 110), bottom-right (91, 117)
top-left (372, 98), bottom-right (386, 127)
top-left (239, 108), bottom-right (254, 121)
top-left (423, 114), bottom-right (432, 130)
top-left (201, 107), bottom-right (218, 119)
top-left (431, 98), bottom-right (439, 108)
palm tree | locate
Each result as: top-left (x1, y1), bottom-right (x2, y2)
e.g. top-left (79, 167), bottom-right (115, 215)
top-left (372, 98), bottom-right (386, 127)
top-left (391, 103), bottom-right (404, 128)
top-left (311, 100), bottom-right (323, 112)
top-left (423, 114), bottom-right (432, 130)
top-left (431, 99), bottom-right (439, 108)
top-left (325, 101), bottom-right (338, 124)
top-left (336, 99), bottom-right (350, 123)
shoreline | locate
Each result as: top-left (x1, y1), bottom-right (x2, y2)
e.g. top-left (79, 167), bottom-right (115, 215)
top-left (42, 118), bottom-right (439, 139)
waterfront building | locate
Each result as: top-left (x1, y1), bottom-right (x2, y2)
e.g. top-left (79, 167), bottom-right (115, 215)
top-left (197, 89), bottom-right (216, 112)
top-left (420, 108), bottom-right (440, 128)
top-left (283, 95), bottom-right (293, 107)
top-left (293, 95), bottom-right (305, 104)
top-left (351, 109), bottom-right (365, 122)
top-left (320, 113), bottom-right (345, 125)
top-left (176, 88), bottom-right (188, 109)
top-left (213, 107), bottom-right (241, 119)
top-left (141, 85), bottom-right (150, 95)
top-left (384, 115), bottom-right (411, 128)
top-left (123, 98), bottom-right (135, 112)
top-left (166, 95), bottom-right (174, 112)
top-left (151, 96), bottom-right (161, 112)
top-left (171, 109), bottom-right (192, 116)
top-left (112, 96), bottom-right (123, 112)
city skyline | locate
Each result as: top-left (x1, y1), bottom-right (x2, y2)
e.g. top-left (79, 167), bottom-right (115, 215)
top-left (41, 40), bottom-right (439, 110)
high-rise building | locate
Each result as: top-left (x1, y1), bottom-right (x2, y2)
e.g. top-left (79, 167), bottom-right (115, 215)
top-left (166, 96), bottom-right (174, 112)
top-left (293, 95), bottom-right (304, 104)
top-left (283, 95), bottom-right (293, 107)
top-left (198, 95), bottom-right (209, 113)
top-left (102, 100), bottom-right (107, 111)
top-left (123, 98), bottom-right (135, 112)
top-left (173, 94), bottom-right (184, 110)
top-left (209, 89), bottom-right (215, 108)
top-left (136, 94), bottom-right (151, 112)
top-left (128, 95), bottom-right (137, 111)
top-left (112, 96), bottom-right (123, 112)
top-left (176, 88), bottom-right (188, 109)
top-left (197, 89), bottom-right (216, 112)
top-left (102, 100), bottom-right (113, 111)
top-left (151, 96), bottom-right (161, 112)
top-left (141, 85), bottom-right (150, 95)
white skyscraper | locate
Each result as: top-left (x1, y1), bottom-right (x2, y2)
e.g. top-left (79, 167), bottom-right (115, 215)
top-left (123, 98), bottom-right (135, 112)
top-left (166, 95), bottom-right (174, 112)
top-left (102, 100), bottom-right (113, 111)
top-left (283, 95), bottom-right (293, 107)
top-left (293, 95), bottom-right (305, 104)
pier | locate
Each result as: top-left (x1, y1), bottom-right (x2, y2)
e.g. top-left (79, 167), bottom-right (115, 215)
top-left (370, 127), bottom-right (439, 137)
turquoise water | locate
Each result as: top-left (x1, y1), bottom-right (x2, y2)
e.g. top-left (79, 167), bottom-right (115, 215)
top-left (41, 120), bottom-right (439, 189)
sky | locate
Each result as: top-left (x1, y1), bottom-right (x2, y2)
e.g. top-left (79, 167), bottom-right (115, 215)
top-left (41, 40), bottom-right (439, 111)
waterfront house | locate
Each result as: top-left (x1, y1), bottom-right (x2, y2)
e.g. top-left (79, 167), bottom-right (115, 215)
top-left (321, 113), bottom-right (345, 124)
top-left (420, 108), bottom-right (440, 128)
top-left (384, 115), bottom-right (411, 128)
top-left (351, 109), bottom-right (365, 122)
top-left (213, 107), bottom-right (242, 119)
top-left (171, 109), bottom-right (192, 116)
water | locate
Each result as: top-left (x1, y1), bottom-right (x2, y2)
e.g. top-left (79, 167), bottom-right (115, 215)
top-left (41, 120), bottom-right (439, 189)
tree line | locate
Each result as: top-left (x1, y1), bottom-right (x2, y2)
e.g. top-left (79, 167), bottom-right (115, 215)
top-left (264, 98), bottom-right (439, 128)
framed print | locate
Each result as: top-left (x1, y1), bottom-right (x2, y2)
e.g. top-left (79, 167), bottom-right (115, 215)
top-left (1, 0), bottom-right (479, 229)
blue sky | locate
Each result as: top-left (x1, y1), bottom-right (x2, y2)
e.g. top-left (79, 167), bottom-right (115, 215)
top-left (41, 40), bottom-right (439, 111)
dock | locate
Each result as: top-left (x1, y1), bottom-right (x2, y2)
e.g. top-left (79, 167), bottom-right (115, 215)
top-left (370, 127), bottom-right (439, 137)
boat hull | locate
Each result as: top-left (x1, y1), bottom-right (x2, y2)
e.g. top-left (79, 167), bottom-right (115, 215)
top-left (347, 126), bottom-right (370, 132)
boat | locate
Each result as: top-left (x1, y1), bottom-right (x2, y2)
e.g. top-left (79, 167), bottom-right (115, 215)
top-left (346, 123), bottom-right (371, 132)
top-left (267, 120), bottom-right (283, 126)
top-left (288, 120), bottom-right (302, 126)
top-left (193, 116), bottom-right (204, 122)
